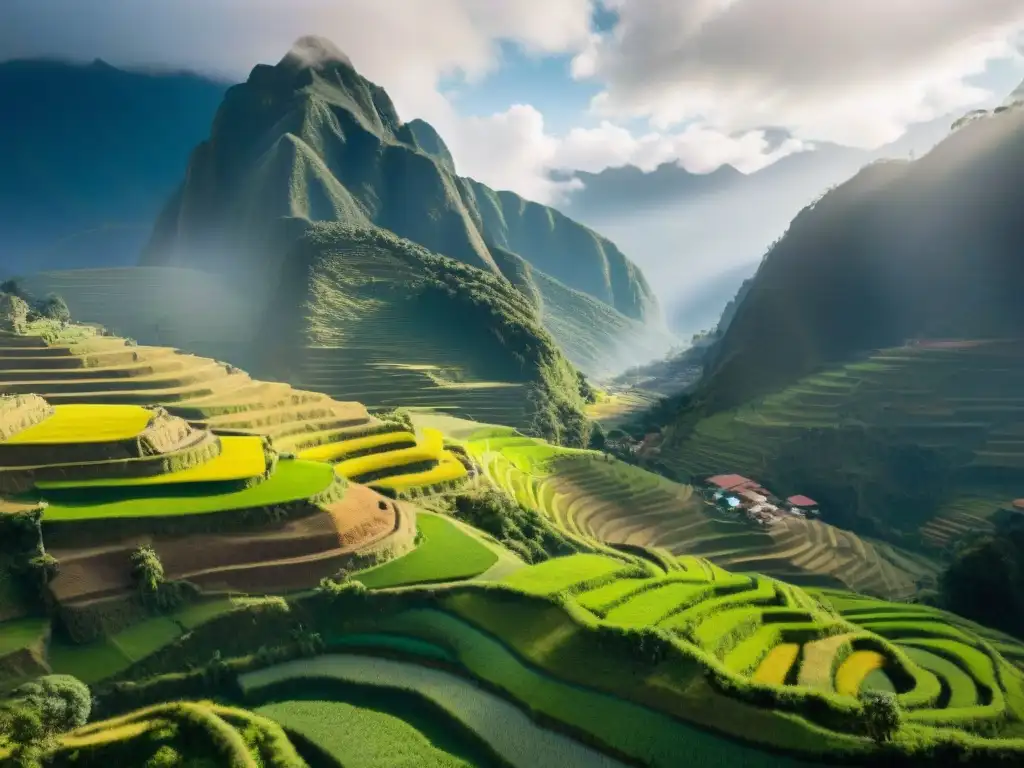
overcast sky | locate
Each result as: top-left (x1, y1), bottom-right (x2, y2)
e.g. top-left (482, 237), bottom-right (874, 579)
top-left (3, 0), bottom-right (1024, 203)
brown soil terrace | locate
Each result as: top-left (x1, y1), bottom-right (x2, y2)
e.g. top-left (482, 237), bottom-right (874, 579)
top-left (47, 484), bottom-right (412, 604)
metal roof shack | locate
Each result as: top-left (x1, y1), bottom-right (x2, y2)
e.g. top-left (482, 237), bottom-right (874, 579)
top-left (787, 495), bottom-right (819, 509)
top-left (707, 474), bottom-right (760, 492)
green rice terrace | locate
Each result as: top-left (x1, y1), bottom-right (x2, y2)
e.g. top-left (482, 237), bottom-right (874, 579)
top-left (4, 546), bottom-right (1024, 767)
top-left (461, 425), bottom-right (939, 600)
top-left (1, 321), bottom-right (1022, 767)
top-left (658, 340), bottom-right (1024, 551)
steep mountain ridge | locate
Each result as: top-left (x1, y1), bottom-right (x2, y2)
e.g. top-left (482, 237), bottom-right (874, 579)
top-left (698, 105), bottom-right (1024, 413)
top-left (143, 37), bottom-right (659, 331)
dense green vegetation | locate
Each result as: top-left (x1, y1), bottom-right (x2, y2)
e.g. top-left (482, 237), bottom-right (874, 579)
top-left (436, 487), bottom-right (592, 564)
top-left (940, 514), bottom-right (1024, 639)
top-left (256, 699), bottom-right (478, 768)
top-left (274, 223), bottom-right (594, 445)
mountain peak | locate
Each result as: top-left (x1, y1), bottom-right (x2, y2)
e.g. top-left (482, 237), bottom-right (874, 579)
top-left (279, 35), bottom-right (353, 73)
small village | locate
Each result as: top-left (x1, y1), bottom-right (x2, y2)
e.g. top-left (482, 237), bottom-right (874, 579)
top-left (700, 473), bottom-right (820, 526)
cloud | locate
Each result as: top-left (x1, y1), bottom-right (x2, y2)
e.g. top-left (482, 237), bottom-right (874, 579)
top-left (575, 0), bottom-right (1024, 147)
top-left (444, 104), bottom-right (583, 203)
top-left (0, 0), bottom-right (603, 202)
top-left (552, 121), bottom-right (806, 174)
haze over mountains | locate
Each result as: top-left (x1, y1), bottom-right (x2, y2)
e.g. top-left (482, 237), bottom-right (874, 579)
top-left (141, 37), bottom-right (669, 376)
top-left (645, 97), bottom-right (1024, 582)
top-left (555, 117), bottom-right (959, 336)
top-left (0, 58), bottom-right (227, 273)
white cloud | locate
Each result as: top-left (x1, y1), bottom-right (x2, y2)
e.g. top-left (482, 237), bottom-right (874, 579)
top-left (575, 0), bottom-right (1024, 147)
top-left (444, 104), bottom-right (583, 203)
top-left (552, 121), bottom-right (806, 174)
top-left (0, 0), bottom-right (599, 202)
top-left (7, 1), bottom-right (1021, 204)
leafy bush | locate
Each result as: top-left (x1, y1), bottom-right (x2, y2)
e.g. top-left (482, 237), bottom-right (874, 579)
top-left (446, 488), bottom-right (587, 563)
top-left (0, 292), bottom-right (30, 334)
top-left (37, 293), bottom-right (71, 324)
top-left (860, 690), bottom-right (902, 743)
top-left (131, 546), bottom-right (165, 594)
top-left (8, 674), bottom-right (92, 733)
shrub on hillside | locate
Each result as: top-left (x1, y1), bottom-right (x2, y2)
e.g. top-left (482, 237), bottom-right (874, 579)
top-left (131, 546), bottom-right (165, 594)
top-left (37, 293), bottom-right (71, 324)
top-left (1, 674), bottom-right (91, 759)
top-left (860, 690), bottom-right (902, 743)
top-left (0, 292), bottom-right (30, 334)
top-left (446, 487), bottom-right (586, 563)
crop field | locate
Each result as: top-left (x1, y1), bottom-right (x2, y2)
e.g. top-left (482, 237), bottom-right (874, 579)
top-left (477, 552), bottom-right (1024, 749)
top-left (463, 427), bottom-right (936, 599)
top-left (753, 643), bottom-right (800, 685)
top-left (48, 616), bottom-right (183, 683)
top-left (40, 457), bottom-right (336, 520)
top-left (355, 513), bottom-right (498, 588)
top-left (0, 324), bottom-right (457, 497)
top-left (36, 435), bottom-right (268, 489)
top-left (2, 403), bottom-right (151, 443)
top-left (0, 699), bottom-right (308, 767)
top-left (371, 452), bottom-right (468, 492)
top-left (245, 654), bottom-right (627, 768)
top-left (0, 617), bottom-right (48, 656)
top-left (257, 699), bottom-right (478, 768)
top-left (657, 340), bottom-right (1024, 551)
top-left (834, 650), bottom-right (887, 696)
top-left (298, 429), bottom-right (417, 461)
top-left (586, 387), bottom-right (662, 428)
top-left (369, 604), bottom-right (833, 765)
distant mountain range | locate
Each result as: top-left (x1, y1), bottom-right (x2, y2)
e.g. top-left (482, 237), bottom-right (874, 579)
top-left (555, 119), bottom-right (958, 336)
top-left (695, 102), bottom-right (1024, 413)
top-left (0, 58), bottom-right (227, 273)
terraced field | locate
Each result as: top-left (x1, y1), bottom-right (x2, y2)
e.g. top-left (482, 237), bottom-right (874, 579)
top-left (0, 326), bottom-right (468, 494)
top-left (298, 300), bottom-right (534, 430)
top-left (0, 399), bottom-right (421, 627)
top-left (586, 386), bottom-right (662, 428)
top-left (487, 553), bottom-right (1024, 744)
top-left (463, 427), bottom-right (938, 599)
top-left (659, 340), bottom-right (1024, 550)
top-left (0, 700), bottom-right (309, 766)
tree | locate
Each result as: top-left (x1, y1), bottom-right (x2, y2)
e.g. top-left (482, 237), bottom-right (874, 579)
top-left (37, 294), bottom-right (71, 324)
top-left (11, 675), bottom-right (92, 734)
top-left (0, 292), bottom-right (30, 334)
top-left (860, 690), bottom-right (902, 744)
top-left (0, 702), bottom-right (46, 761)
top-left (130, 545), bottom-right (165, 594)
top-left (0, 279), bottom-right (25, 299)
